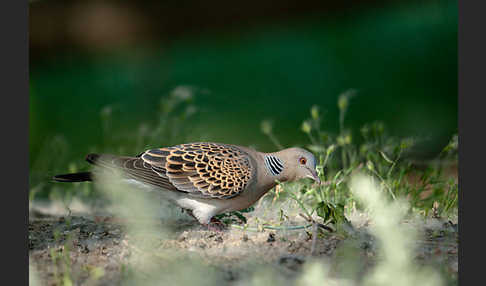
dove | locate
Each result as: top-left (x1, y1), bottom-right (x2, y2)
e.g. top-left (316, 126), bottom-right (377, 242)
top-left (53, 142), bottom-right (320, 227)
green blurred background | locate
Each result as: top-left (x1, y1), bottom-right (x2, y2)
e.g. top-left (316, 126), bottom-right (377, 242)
top-left (29, 0), bottom-right (457, 189)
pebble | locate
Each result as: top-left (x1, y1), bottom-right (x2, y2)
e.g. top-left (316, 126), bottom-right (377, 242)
top-left (267, 233), bottom-right (276, 243)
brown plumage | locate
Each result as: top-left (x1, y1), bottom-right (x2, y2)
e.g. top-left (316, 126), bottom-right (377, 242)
top-left (143, 143), bottom-right (253, 199)
top-left (54, 142), bottom-right (320, 225)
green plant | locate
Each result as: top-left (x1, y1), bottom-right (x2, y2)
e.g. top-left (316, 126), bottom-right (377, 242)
top-left (50, 227), bottom-right (74, 286)
top-left (260, 91), bottom-right (458, 233)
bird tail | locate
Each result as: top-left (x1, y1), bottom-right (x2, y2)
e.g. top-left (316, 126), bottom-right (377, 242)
top-left (52, 153), bottom-right (129, 183)
top-left (52, 171), bottom-right (93, 182)
top-left (52, 153), bottom-right (102, 183)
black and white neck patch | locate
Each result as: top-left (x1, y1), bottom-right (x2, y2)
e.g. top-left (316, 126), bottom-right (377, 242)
top-left (264, 155), bottom-right (284, 176)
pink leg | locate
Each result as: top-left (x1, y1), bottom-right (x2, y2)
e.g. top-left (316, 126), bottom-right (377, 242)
top-left (205, 217), bottom-right (227, 232)
top-left (183, 209), bottom-right (226, 231)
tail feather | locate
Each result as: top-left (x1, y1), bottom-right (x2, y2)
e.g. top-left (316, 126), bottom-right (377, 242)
top-left (52, 172), bottom-right (93, 182)
top-left (53, 153), bottom-right (133, 183)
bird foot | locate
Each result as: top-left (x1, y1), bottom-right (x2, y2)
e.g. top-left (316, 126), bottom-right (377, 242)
top-left (205, 217), bottom-right (227, 232)
top-left (182, 209), bottom-right (227, 231)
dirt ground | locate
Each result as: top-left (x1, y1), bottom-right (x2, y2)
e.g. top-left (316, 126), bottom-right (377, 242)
top-left (29, 198), bottom-right (458, 286)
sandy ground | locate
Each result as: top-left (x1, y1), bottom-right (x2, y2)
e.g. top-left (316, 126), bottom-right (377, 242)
top-left (28, 197), bottom-right (458, 286)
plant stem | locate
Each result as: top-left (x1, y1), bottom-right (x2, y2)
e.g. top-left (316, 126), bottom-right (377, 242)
top-left (230, 224), bottom-right (313, 231)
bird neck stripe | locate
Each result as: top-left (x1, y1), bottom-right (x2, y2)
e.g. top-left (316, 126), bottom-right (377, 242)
top-left (264, 155), bottom-right (284, 176)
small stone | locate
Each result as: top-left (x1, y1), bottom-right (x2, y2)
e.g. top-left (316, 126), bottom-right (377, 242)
top-left (81, 245), bottom-right (90, 254)
top-left (267, 233), bottom-right (276, 243)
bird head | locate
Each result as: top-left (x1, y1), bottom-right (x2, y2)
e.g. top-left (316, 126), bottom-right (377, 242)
top-left (271, 147), bottom-right (320, 184)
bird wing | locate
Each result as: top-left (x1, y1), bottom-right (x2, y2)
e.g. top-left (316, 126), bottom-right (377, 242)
top-left (89, 143), bottom-right (255, 199)
top-left (140, 142), bottom-right (254, 199)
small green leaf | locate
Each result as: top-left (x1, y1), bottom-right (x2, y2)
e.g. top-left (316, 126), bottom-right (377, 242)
top-left (260, 120), bottom-right (273, 135)
top-left (379, 151), bottom-right (394, 164)
top-left (307, 145), bottom-right (326, 154)
top-left (311, 105), bottom-right (320, 120)
top-left (366, 161), bottom-right (375, 172)
top-left (316, 202), bottom-right (331, 221)
top-left (232, 212), bottom-right (247, 224)
top-left (240, 206), bottom-right (255, 213)
top-left (301, 121), bottom-right (312, 134)
top-left (326, 144), bottom-right (336, 156)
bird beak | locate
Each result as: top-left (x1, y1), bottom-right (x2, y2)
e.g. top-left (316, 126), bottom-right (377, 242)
top-left (306, 168), bottom-right (321, 185)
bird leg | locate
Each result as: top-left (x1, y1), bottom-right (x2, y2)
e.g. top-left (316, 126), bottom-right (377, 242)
top-left (182, 208), bottom-right (226, 231)
top-left (206, 217), bottom-right (227, 232)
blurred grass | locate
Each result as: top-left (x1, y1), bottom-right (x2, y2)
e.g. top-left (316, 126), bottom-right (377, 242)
top-left (29, 0), bottom-right (457, 172)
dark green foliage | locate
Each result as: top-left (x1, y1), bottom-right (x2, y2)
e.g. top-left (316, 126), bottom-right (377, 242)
top-left (263, 91), bottom-right (458, 231)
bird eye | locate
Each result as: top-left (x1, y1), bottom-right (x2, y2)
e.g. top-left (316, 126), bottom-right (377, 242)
top-left (299, 157), bottom-right (307, 165)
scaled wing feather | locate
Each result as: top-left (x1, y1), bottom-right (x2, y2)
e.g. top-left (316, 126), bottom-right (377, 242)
top-left (141, 142), bottom-right (254, 199)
